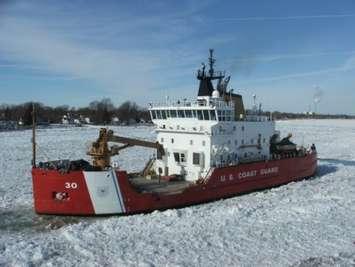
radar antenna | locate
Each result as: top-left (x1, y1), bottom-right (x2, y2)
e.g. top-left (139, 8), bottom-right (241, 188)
top-left (196, 49), bottom-right (226, 96)
top-left (208, 49), bottom-right (215, 77)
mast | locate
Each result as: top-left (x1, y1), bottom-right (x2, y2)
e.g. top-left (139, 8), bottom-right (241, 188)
top-left (208, 49), bottom-right (215, 77)
top-left (32, 103), bottom-right (36, 168)
top-left (197, 49), bottom-right (225, 97)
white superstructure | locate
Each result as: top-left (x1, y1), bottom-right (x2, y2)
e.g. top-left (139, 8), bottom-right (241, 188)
top-left (148, 49), bottom-right (277, 182)
top-left (149, 94), bottom-right (275, 181)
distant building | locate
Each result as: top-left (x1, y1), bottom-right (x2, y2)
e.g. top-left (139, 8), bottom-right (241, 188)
top-left (304, 111), bottom-right (315, 116)
top-left (84, 117), bottom-right (91, 124)
top-left (73, 119), bottom-right (81, 125)
top-left (62, 114), bottom-right (70, 124)
top-left (112, 116), bottom-right (120, 125)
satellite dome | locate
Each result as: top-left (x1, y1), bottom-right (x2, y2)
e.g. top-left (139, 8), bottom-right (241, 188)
top-left (212, 89), bottom-right (220, 98)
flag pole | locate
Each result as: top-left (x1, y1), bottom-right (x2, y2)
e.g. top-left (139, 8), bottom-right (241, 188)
top-left (32, 103), bottom-right (36, 168)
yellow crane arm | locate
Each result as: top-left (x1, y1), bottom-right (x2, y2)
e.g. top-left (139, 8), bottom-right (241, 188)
top-left (87, 128), bottom-right (164, 170)
top-left (108, 134), bottom-right (165, 157)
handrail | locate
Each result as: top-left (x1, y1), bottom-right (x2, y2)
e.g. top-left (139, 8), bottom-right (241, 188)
top-left (202, 167), bottom-right (215, 184)
top-left (149, 99), bottom-right (234, 109)
top-left (141, 158), bottom-right (155, 177)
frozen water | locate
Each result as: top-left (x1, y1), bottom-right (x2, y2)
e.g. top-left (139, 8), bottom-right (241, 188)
top-left (0, 120), bottom-right (354, 266)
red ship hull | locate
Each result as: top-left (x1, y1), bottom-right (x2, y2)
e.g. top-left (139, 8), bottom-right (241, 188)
top-left (32, 152), bottom-right (317, 216)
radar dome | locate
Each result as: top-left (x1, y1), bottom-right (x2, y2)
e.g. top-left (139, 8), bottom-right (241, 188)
top-left (212, 89), bottom-right (220, 98)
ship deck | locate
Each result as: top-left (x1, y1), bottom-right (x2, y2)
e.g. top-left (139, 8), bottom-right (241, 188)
top-left (128, 176), bottom-right (192, 195)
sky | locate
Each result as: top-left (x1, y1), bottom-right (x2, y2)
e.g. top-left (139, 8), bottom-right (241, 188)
top-left (0, 0), bottom-right (355, 114)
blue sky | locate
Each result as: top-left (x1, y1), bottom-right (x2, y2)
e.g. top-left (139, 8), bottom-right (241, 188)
top-left (0, 0), bottom-right (355, 114)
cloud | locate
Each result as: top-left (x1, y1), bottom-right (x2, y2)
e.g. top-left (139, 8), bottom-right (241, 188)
top-left (343, 55), bottom-right (355, 71)
top-left (0, 16), bottom-right (162, 98)
top-left (237, 55), bottom-right (355, 84)
top-left (213, 14), bottom-right (355, 23)
top-left (1, 0), bottom-right (353, 113)
top-left (225, 50), bottom-right (355, 79)
top-left (229, 51), bottom-right (355, 64)
top-left (0, 1), bottom-right (219, 102)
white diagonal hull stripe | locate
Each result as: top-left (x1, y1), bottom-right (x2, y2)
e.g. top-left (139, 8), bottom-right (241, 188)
top-left (83, 170), bottom-right (124, 214)
top-left (111, 170), bottom-right (126, 213)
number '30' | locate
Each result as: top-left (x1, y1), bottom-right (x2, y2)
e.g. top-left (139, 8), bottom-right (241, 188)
top-left (65, 182), bottom-right (78, 189)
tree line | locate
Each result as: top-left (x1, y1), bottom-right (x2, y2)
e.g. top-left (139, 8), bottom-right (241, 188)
top-left (248, 110), bottom-right (355, 120)
top-left (0, 98), bottom-right (150, 126)
top-left (1, 99), bottom-right (353, 127)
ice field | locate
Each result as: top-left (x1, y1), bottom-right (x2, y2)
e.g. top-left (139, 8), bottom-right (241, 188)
top-left (0, 120), bottom-right (354, 266)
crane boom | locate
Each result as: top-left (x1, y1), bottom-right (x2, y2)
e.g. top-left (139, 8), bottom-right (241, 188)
top-left (87, 128), bottom-right (164, 170)
top-left (108, 135), bottom-right (165, 156)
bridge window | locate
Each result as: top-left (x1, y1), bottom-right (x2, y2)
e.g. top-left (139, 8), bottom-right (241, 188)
top-left (185, 109), bottom-right (192, 118)
top-left (210, 110), bottom-right (217, 120)
top-left (159, 108), bottom-right (216, 120)
top-left (197, 110), bottom-right (204, 120)
top-left (170, 110), bottom-right (177, 118)
top-left (156, 110), bottom-right (162, 119)
top-left (161, 110), bottom-right (167, 119)
top-left (165, 110), bottom-right (170, 118)
top-left (203, 110), bottom-right (210, 120)
top-left (151, 110), bottom-right (157, 120)
top-left (178, 110), bottom-right (185, 118)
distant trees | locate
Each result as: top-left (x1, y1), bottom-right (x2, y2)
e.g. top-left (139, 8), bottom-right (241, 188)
top-left (246, 109), bottom-right (355, 120)
top-left (0, 104), bottom-right (15, 121)
top-left (116, 101), bottom-right (149, 123)
top-left (88, 98), bottom-right (115, 124)
top-left (22, 103), bottom-right (34, 126)
top-left (1, 100), bottom-right (354, 125)
top-left (0, 98), bottom-right (151, 125)
top-left (0, 102), bottom-right (42, 125)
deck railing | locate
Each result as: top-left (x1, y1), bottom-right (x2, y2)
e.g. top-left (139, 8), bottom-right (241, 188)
top-left (149, 98), bottom-right (234, 109)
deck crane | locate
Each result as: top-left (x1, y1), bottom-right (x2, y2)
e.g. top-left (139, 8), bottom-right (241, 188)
top-left (87, 128), bottom-right (165, 170)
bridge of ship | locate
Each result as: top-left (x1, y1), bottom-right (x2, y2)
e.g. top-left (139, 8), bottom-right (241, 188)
top-left (149, 98), bottom-right (236, 122)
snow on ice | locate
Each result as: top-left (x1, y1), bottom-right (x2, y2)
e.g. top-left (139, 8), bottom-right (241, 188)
top-left (0, 120), bottom-right (354, 266)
